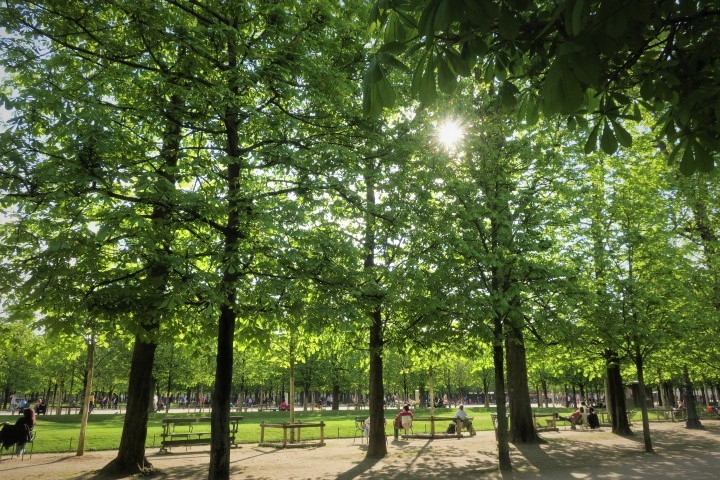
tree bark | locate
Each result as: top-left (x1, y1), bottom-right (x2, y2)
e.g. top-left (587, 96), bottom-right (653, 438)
top-left (605, 349), bottom-right (632, 435)
top-left (493, 316), bottom-right (512, 471)
top-left (633, 345), bottom-right (653, 452)
top-left (683, 366), bottom-right (704, 429)
top-left (367, 305), bottom-right (387, 458)
top-left (506, 322), bottom-right (542, 443)
top-left (101, 335), bottom-right (157, 474)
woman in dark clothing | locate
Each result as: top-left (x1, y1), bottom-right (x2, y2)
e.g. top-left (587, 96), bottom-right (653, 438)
top-left (1, 407), bottom-right (36, 456)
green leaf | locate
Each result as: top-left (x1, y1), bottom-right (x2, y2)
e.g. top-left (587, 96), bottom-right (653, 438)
top-left (584, 121), bottom-right (600, 154)
top-left (419, 59), bottom-right (437, 104)
top-left (679, 143), bottom-right (696, 175)
top-left (435, 0), bottom-right (454, 32)
top-left (571, 0), bottom-right (585, 37)
top-left (600, 122), bottom-right (618, 154)
top-left (611, 120), bottom-right (633, 148)
top-left (694, 143), bottom-right (714, 172)
top-left (419, 0), bottom-right (441, 36)
top-left (446, 48), bottom-right (471, 76)
top-left (559, 71), bottom-right (584, 114)
top-left (379, 41), bottom-right (406, 55)
top-left (499, 81), bottom-right (519, 109)
top-left (498, 7), bottom-right (520, 40)
top-left (437, 55), bottom-right (457, 94)
top-left (570, 55), bottom-right (601, 86)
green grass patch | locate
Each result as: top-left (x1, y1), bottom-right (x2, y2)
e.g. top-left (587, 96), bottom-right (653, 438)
top-left (2, 405), bottom-right (651, 453)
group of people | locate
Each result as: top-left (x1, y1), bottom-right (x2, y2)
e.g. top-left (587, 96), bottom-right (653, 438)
top-left (561, 403), bottom-right (601, 429)
top-left (386, 404), bottom-right (476, 441)
top-left (9, 395), bottom-right (46, 416)
top-left (0, 408), bottom-right (35, 456)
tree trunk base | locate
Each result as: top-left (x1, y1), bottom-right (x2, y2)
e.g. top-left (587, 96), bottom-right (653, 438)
top-left (509, 432), bottom-right (548, 444)
top-left (99, 456), bottom-right (155, 476)
top-left (685, 419), bottom-right (704, 429)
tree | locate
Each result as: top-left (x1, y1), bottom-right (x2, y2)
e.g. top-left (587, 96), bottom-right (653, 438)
top-left (366, 0), bottom-right (720, 173)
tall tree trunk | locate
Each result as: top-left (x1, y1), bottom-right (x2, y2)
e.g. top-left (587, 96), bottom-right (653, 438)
top-left (506, 322), bottom-right (542, 443)
top-left (683, 366), bottom-right (704, 429)
top-left (493, 316), bottom-right (512, 471)
top-left (605, 349), bottom-right (632, 435)
top-left (633, 344), bottom-right (653, 452)
top-left (367, 305), bottom-right (387, 458)
top-left (208, 15), bottom-right (248, 477)
top-left (77, 336), bottom-right (95, 456)
top-left (100, 89), bottom-right (182, 475)
top-left (103, 334), bottom-right (157, 473)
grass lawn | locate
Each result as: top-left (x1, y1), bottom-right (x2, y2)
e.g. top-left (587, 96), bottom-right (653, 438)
top-left (1, 405), bottom-right (620, 454)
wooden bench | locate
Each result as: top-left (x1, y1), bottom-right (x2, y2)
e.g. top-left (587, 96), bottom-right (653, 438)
top-left (159, 416), bottom-right (243, 453)
top-left (259, 421), bottom-right (326, 448)
top-left (532, 412), bottom-right (560, 431)
top-left (256, 406), bottom-right (278, 412)
top-left (490, 413), bottom-right (509, 431)
top-left (403, 416), bottom-right (474, 439)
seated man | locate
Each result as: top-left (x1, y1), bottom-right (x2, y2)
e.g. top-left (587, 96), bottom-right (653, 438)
top-left (453, 405), bottom-right (476, 436)
top-left (562, 407), bottom-right (584, 429)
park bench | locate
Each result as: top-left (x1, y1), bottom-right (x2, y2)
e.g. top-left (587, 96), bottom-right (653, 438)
top-left (259, 421), bottom-right (326, 448)
top-left (159, 416), bottom-right (243, 453)
top-left (402, 416), bottom-right (474, 439)
top-left (256, 406), bottom-right (278, 412)
top-left (490, 413), bottom-right (509, 432)
top-left (532, 412), bottom-right (560, 431)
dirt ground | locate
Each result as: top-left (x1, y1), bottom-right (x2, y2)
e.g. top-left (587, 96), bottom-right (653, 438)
top-left (1, 421), bottom-right (718, 479)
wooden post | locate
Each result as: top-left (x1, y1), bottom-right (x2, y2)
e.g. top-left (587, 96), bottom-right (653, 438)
top-left (283, 422), bottom-right (288, 447)
top-left (260, 422), bottom-right (265, 443)
top-left (430, 415), bottom-right (436, 437)
top-left (320, 422), bottom-right (325, 444)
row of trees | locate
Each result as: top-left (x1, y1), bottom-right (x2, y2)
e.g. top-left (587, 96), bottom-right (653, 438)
top-left (2, 1), bottom-right (719, 478)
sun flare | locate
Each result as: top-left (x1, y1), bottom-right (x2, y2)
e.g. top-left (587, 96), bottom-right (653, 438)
top-left (435, 119), bottom-right (465, 151)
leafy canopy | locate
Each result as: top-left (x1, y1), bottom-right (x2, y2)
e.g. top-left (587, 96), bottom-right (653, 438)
top-left (365, 0), bottom-right (720, 174)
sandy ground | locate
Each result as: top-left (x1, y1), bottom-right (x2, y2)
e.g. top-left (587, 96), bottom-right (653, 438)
top-left (1, 421), bottom-right (718, 479)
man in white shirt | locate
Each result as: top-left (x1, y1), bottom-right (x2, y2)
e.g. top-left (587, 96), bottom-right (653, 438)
top-left (454, 405), bottom-right (475, 436)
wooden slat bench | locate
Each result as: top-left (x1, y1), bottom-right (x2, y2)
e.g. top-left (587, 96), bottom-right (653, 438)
top-left (402, 416), bottom-right (475, 439)
top-left (532, 412), bottom-right (560, 431)
top-left (159, 416), bottom-right (243, 453)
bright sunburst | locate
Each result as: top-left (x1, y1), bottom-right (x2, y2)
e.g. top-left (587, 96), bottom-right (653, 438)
top-left (435, 118), bottom-right (465, 151)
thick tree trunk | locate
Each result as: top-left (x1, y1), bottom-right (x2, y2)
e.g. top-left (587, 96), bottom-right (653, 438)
top-left (493, 317), bottom-right (512, 471)
top-left (605, 349), bottom-right (632, 435)
top-left (209, 22), bottom-right (245, 477)
top-left (332, 383), bottom-right (340, 411)
top-left (101, 335), bottom-right (157, 474)
top-left (683, 366), bottom-right (704, 429)
top-left (506, 325), bottom-right (542, 443)
top-left (209, 303), bottom-right (236, 479)
top-left (366, 305), bottom-right (387, 458)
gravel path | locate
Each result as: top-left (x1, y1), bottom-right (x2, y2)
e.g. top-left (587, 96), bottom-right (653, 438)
top-left (1, 420), bottom-right (718, 479)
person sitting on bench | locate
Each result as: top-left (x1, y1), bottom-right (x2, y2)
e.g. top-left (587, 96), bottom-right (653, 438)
top-left (562, 407), bottom-right (584, 429)
top-left (454, 405), bottom-right (476, 436)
